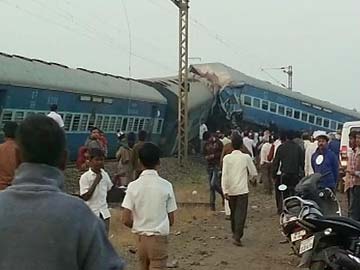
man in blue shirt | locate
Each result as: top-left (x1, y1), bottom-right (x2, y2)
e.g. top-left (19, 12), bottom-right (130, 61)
top-left (311, 131), bottom-right (339, 189)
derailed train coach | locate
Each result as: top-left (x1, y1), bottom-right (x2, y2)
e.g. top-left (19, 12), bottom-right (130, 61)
top-left (0, 52), bottom-right (167, 160)
top-left (191, 63), bottom-right (360, 133)
top-left (0, 52), bottom-right (215, 159)
top-left (139, 73), bottom-right (214, 155)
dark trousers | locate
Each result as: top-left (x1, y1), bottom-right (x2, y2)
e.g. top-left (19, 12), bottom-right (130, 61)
top-left (274, 175), bottom-right (282, 214)
top-left (281, 173), bottom-right (299, 198)
top-left (274, 174), bottom-right (299, 214)
top-left (351, 186), bottom-right (360, 221)
top-left (229, 194), bottom-right (248, 242)
top-left (207, 167), bottom-right (224, 209)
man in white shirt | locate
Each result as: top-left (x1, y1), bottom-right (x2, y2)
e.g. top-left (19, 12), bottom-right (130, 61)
top-left (243, 131), bottom-right (255, 158)
top-left (222, 135), bottom-right (258, 246)
top-left (122, 143), bottom-right (177, 270)
top-left (260, 136), bottom-right (273, 194)
top-left (79, 148), bottom-right (113, 234)
top-left (47, 104), bottom-right (64, 128)
top-left (305, 131), bottom-right (323, 176)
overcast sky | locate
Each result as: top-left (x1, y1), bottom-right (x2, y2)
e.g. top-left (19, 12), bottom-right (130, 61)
top-left (0, 0), bottom-right (359, 110)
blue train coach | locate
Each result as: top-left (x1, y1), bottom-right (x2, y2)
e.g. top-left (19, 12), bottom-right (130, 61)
top-left (0, 53), bottom-right (167, 160)
top-left (191, 63), bottom-right (360, 132)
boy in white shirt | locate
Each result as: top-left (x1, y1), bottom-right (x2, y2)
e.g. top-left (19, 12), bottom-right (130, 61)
top-left (122, 143), bottom-right (177, 270)
top-left (79, 148), bottom-right (113, 234)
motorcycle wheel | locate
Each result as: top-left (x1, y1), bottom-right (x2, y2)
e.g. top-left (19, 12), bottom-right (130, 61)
top-left (310, 261), bottom-right (326, 270)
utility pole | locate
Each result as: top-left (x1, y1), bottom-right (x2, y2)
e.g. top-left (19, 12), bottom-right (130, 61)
top-left (260, 65), bottom-right (293, 90)
top-left (170, 0), bottom-right (189, 165)
top-left (281, 65), bottom-right (293, 90)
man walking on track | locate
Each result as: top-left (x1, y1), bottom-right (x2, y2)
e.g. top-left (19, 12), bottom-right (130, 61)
top-left (222, 134), bottom-right (258, 246)
top-left (0, 115), bottom-right (123, 270)
top-left (122, 142), bottom-right (177, 270)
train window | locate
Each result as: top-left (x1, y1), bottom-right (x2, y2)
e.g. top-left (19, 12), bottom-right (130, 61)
top-left (316, 117), bottom-right (323, 126)
top-left (286, 108), bottom-right (293, 118)
top-left (115, 117), bottom-right (123, 131)
top-left (244, 96), bottom-right (252, 106)
top-left (92, 97), bottom-right (103, 103)
top-left (1, 110), bottom-right (13, 123)
top-left (88, 114), bottom-right (96, 129)
top-left (330, 121), bottom-right (337, 130)
top-left (323, 119), bottom-right (330, 128)
top-left (294, 110), bottom-right (300, 119)
top-left (26, 111), bottom-right (36, 118)
top-left (139, 118), bottom-right (145, 131)
top-left (14, 111), bottom-right (25, 122)
top-left (144, 118), bottom-right (151, 131)
top-left (103, 98), bottom-right (113, 104)
top-left (309, 115), bottom-right (315, 124)
top-left (80, 96), bottom-right (91, 102)
top-left (102, 116), bottom-right (110, 131)
top-left (121, 118), bottom-right (128, 131)
top-left (253, 98), bottom-right (260, 108)
top-left (301, 112), bottom-right (308, 122)
top-left (337, 123), bottom-right (343, 130)
top-left (133, 118), bottom-right (140, 132)
top-left (128, 118), bottom-right (134, 131)
top-left (278, 106), bottom-right (285, 115)
top-left (270, 103), bottom-right (277, 113)
top-left (156, 119), bottom-right (163, 133)
top-left (71, 114), bottom-right (81, 131)
top-left (64, 114), bottom-right (73, 131)
top-left (108, 116), bottom-right (116, 131)
top-left (262, 100), bottom-right (269, 111)
top-left (95, 115), bottom-right (103, 128)
top-left (79, 115), bottom-right (89, 131)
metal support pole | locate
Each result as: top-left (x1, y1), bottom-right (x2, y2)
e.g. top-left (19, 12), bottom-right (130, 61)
top-left (287, 65), bottom-right (293, 90)
top-left (170, 0), bottom-right (189, 165)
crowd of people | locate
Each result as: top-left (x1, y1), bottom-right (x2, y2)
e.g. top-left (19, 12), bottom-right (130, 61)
top-left (0, 106), bottom-right (177, 269)
top-left (0, 103), bottom-right (360, 269)
top-left (199, 122), bottom-right (360, 246)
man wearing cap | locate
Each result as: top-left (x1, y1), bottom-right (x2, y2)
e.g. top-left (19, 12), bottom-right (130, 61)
top-left (311, 131), bottom-right (339, 190)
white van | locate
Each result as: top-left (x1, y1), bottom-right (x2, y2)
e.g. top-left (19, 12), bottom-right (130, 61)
top-left (340, 121), bottom-right (360, 167)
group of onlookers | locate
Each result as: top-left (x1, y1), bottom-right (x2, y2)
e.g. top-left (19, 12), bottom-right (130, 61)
top-left (199, 121), bottom-right (356, 246)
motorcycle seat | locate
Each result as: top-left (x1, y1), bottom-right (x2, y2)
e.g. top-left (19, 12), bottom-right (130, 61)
top-left (323, 216), bottom-right (360, 230)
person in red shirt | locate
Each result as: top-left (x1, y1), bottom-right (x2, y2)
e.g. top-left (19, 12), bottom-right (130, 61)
top-left (0, 121), bottom-right (21, 190)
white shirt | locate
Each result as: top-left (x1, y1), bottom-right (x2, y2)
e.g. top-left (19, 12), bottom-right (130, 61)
top-left (122, 170), bottom-right (177, 236)
top-left (273, 139), bottom-right (282, 175)
top-left (199, 124), bottom-right (208, 140)
top-left (243, 137), bottom-right (255, 158)
top-left (79, 169), bottom-right (113, 219)
top-left (222, 150), bottom-right (258, 196)
top-left (305, 141), bottom-right (318, 176)
top-left (221, 137), bottom-right (231, 146)
top-left (47, 111), bottom-right (64, 128)
top-left (260, 142), bottom-right (272, 165)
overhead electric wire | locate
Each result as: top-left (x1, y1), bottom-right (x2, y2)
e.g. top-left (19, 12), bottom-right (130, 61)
top-left (0, 0), bottom-right (176, 75)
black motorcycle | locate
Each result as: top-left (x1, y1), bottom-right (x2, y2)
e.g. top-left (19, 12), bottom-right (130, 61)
top-left (279, 173), bottom-right (360, 269)
top-left (279, 173), bottom-right (341, 257)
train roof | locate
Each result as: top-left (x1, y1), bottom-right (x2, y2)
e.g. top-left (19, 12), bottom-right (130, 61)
top-left (191, 63), bottom-right (360, 119)
top-left (140, 74), bottom-right (214, 109)
top-left (0, 52), bottom-right (167, 104)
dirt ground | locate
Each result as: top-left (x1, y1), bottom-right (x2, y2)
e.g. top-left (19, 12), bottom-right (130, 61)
top-left (65, 157), bottom-right (328, 270)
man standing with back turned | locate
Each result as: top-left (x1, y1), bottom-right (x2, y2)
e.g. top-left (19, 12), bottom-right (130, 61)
top-left (122, 143), bottom-right (177, 270)
top-left (0, 115), bottom-right (123, 270)
top-left (222, 134), bottom-right (258, 247)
